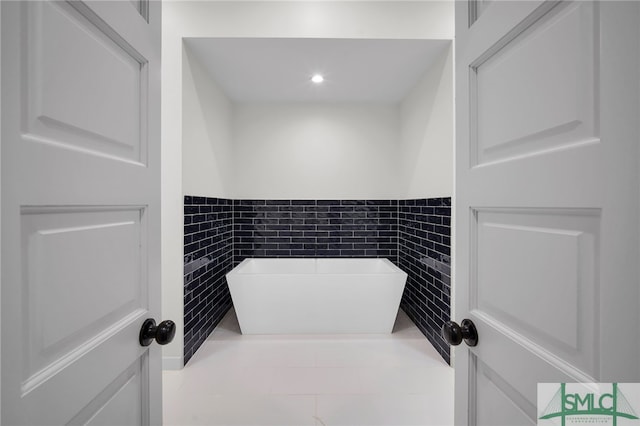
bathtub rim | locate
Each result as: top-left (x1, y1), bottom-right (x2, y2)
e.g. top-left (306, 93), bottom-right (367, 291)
top-left (227, 257), bottom-right (406, 276)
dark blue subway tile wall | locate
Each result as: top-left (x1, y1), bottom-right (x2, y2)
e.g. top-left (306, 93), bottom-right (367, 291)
top-left (182, 196), bottom-right (452, 365)
top-left (398, 198), bottom-right (452, 364)
top-left (183, 196), bottom-right (233, 365)
top-left (233, 200), bottom-right (398, 264)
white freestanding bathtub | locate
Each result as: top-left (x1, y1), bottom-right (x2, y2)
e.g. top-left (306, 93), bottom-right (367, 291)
top-left (225, 258), bottom-right (407, 334)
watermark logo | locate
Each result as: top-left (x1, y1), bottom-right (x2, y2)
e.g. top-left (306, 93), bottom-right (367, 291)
top-left (538, 383), bottom-right (640, 425)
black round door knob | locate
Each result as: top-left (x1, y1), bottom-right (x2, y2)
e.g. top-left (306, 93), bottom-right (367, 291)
top-left (442, 319), bottom-right (478, 347)
top-left (139, 319), bottom-right (176, 346)
top-left (442, 321), bottom-right (463, 345)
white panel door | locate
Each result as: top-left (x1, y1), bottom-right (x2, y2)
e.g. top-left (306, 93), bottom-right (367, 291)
top-left (455, 1), bottom-right (640, 424)
top-left (1, 1), bottom-right (162, 424)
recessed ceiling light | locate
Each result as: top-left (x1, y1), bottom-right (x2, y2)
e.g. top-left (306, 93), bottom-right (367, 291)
top-left (311, 74), bottom-right (324, 84)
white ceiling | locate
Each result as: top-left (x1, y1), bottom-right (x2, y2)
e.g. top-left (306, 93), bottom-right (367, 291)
top-left (184, 38), bottom-right (451, 103)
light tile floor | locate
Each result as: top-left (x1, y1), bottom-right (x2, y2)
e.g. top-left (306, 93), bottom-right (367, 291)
top-left (163, 309), bottom-right (454, 426)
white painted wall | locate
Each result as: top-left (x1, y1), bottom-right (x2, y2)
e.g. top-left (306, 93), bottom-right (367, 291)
top-left (162, 0), bottom-right (454, 369)
top-left (165, 1), bottom-right (453, 41)
top-left (400, 44), bottom-right (454, 199)
top-left (233, 104), bottom-right (400, 199)
top-left (182, 45), bottom-right (233, 198)
top-left (161, 6), bottom-right (184, 370)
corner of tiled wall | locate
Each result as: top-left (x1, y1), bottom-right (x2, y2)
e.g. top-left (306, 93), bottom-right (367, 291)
top-left (183, 196), bottom-right (234, 364)
top-left (398, 198), bottom-right (452, 364)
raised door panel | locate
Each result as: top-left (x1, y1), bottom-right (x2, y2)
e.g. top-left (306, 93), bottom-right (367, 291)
top-left (21, 321), bottom-right (148, 425)
top-left (69, 360), bottom-right (144, 426)
top-left (24, 1), bottom-right (146, 164)
top-left (473, 360), bottom-right (534, 426)
top-left (18, 207), bottom-right (149, 425)
top-left (21, 207), bottom-right (147, 385)
top-left (472, 208), bottom-right (599, 376)
top-left (468, 312), bottom-right (584, 424)
top-left (471, 1), bottom-right (598, 167)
